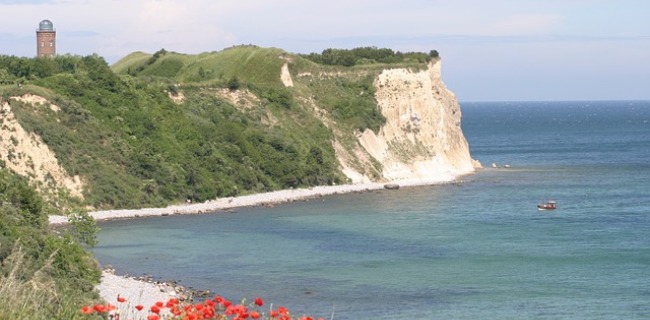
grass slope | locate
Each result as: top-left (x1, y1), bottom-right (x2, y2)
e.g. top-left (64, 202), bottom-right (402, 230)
top-left (114, 46), bottom-right (288, 88)
top-left (1, 46), bottom-right (432, 211)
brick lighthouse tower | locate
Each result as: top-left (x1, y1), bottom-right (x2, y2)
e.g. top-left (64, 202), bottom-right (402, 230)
top-left (36, 19), bottom-right (56, 58)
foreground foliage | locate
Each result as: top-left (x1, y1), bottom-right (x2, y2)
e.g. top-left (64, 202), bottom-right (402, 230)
top-left (0, 169), bottom-right (101, 319)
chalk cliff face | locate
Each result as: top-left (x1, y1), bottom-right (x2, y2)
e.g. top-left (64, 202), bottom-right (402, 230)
top-left (0, 95), bottom-right (84, 201)
top-left (347, 59), bottom-right (479, 183)
top-left (1, 52), bottom-right (476, 212)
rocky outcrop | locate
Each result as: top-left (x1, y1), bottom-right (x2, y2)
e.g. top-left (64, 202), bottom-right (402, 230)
top-left (280, 62), bottom-right (294, 87)
top-left (349, 58), bottom-right (479, 182)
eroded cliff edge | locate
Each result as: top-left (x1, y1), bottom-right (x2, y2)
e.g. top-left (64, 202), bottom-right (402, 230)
top-left (2, 49), bottom-right (479, 212)
top-left (339, 59), bottom-right (480, 183)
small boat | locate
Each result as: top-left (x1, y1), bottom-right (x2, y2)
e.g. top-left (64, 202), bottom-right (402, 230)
top-left (537, 200), bottom-right (557, 211)
top-left (383, 183), bottom-right (400, 190)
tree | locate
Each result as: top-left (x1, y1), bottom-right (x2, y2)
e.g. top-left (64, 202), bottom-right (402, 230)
top-left (67, 210), bottom-right (99, 247)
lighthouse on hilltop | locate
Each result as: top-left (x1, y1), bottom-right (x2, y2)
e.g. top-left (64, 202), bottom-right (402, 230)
top-left (36, 19), bottom-right (56, 58)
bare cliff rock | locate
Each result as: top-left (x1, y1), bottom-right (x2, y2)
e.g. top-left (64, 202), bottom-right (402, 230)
top-left (2, 52), bottom-right (478, 212)
top-left (348, 59), bottom-right (480, 183)
top-left (0, 95), bottom-right (84, 202)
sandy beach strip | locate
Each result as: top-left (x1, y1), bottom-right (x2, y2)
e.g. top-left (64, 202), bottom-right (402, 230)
top-left (49, 176), bottom-right (462, 314)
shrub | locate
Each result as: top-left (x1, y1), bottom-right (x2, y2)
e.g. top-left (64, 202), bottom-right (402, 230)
top-left (0, 245), bottom-right (88, 320)
top-left (227, 76), bottom-right (241, 90)
top-left (0, 169), bottom-right (101, 319)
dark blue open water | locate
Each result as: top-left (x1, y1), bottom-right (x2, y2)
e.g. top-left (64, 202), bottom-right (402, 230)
top-left (93, 101), bottom-right (650, 319)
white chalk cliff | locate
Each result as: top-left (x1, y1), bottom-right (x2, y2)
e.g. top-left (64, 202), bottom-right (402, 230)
top-left (346, 59), bottom-right (480, 183)
top-left (0, 95), bottom-right (84, 201)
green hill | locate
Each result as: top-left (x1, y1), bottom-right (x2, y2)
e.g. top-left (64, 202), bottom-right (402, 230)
top-left (118, 46), bottom-right (289, 87)
top-left (0, 46), bottom-right (437, 211)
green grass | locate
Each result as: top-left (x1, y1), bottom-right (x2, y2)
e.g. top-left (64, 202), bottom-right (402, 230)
top-left (0, 169), bottom-right (101, 319)
top-left (0, 245), bottom-right (94, 320)
top-left (113, 46), bottom-right (290, 88)
top-left (109, 51), bottom-right (152, 74)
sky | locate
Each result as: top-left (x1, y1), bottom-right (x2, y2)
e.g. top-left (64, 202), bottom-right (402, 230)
top-left (1, 0), bottom-right (649, 102)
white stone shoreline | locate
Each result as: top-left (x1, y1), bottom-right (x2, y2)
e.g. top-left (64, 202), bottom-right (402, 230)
top-left (49, 178), bottom-right (462, 226)
top-left (49, 176), bottom-right (466, 316)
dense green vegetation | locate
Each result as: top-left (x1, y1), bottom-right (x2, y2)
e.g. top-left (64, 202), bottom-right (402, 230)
top-left (1, 45), bottom-right (437, 210)
top-left (0, 169), bottom-right (100, 319)
top-left (302, 46), bottom-right (439, 67)
top-left (2, 51), bottom-right (347, 209)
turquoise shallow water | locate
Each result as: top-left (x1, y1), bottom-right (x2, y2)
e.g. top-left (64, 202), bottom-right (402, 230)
top-left (93, 101), bottom-right (650, 319)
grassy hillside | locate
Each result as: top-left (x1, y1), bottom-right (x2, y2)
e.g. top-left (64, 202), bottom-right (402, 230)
top-left (109, 51), bottom-right (151, 74)
top-left (0, 49), bottom-right (340, 210)
top-left (0, 46), bottom-right (436, 211)
top-left (115, 46), bottom-right (288, 88)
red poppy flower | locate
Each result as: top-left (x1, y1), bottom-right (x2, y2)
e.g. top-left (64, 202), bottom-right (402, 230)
top-left (278, 306), bottom-right (289, 315)
top-left (135, 304), bottom-right (144, 311)
top-left (155, 301), bottom-right (164, 308)
top-left (254, 297), bottom-right (264, 307)
top-left (147, 314), bottom-right (160, 320)
top-left (150, 305), bottom-right (161, 314)
top-left (117, 295), bottom-right (126, 303)
top-left (251, 310), bottom-right (261, 319)
top-left (80, 306), bottom-right (93, 314)
top-left (93, 304), bottom-right (106, 313)
top-left (225, 305), bottom-right (236, 315)
top-left (204, 308), bottom-right (216, 318)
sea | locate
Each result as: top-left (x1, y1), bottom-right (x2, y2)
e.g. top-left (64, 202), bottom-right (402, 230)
top-left (92, 100), bottom-right (650, 319)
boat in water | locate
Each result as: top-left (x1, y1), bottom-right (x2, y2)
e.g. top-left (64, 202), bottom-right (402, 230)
top-left (537, 200), bottom-right (557, 211)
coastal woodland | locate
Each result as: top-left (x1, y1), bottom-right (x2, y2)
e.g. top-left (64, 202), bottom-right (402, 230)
top-left (0, 46), bottom-right (439, 318)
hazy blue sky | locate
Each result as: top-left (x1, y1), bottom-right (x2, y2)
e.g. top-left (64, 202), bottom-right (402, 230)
top-left (1, 0), bottom-right (648, 101)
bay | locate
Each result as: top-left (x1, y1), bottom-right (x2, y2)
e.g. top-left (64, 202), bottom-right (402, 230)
top-left (93, 100), bottom-right (650, 319)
